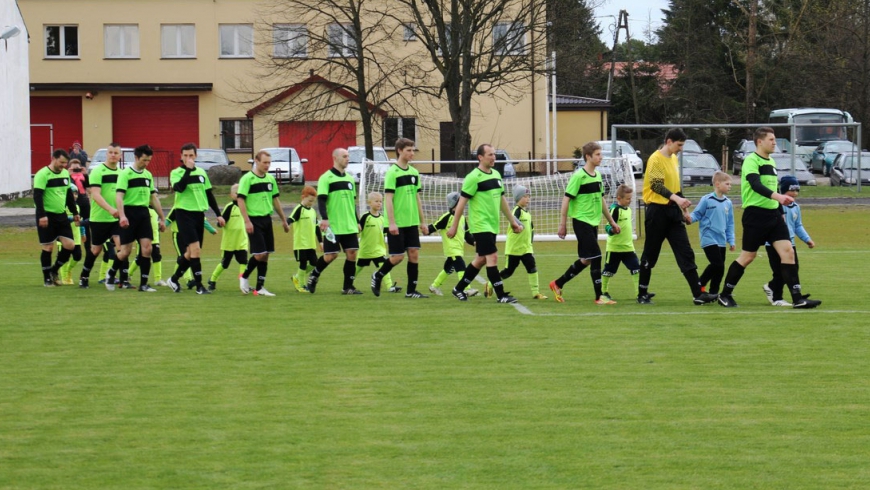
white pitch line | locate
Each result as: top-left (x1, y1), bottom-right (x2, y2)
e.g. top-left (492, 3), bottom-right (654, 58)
top-left (517, 309), bottom-right (869, 317)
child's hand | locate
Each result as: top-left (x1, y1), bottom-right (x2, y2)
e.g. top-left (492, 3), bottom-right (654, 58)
top-left (807, 240), bottom-right (815, 249)
top-left (729, 245), bottom-right (736, 252)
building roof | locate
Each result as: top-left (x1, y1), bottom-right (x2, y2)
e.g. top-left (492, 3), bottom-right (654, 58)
top-left (548, 94), bottom-right (611, 110)
top-left (246, 74), bottom-right (388, 118)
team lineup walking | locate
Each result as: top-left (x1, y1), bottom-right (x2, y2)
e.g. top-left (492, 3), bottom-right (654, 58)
top-left (36, 131), bottom-right (820, 309)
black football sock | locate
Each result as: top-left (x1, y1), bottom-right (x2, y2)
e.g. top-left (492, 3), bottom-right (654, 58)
top-left (683, 268), bottom-right (702, 297)
top-left (556, 259), bottom-right (587, 289)
top-left (721, 261), bottom-right (745, 296)
top-left (590, 257), bottom-right (603, 299)
top-left (638, 266), bottom-right (651, 297)
top-left (486, 266), bottom-right (506, 298)
top-left (81, 247), bottom-right (97, 278)
top-left (343, 260), bottom-right (356, 290)
top-left (140, 257), bottom-right (151, 286)
top-left (456, 264), bottom-right (480, 291)
top-left (407, 261), bottom-right (419, 293)
top-left (256, 260), bottom-right (268, 291)
top-left (190, 258), bottom-right (203, 286)
top-left (782, 263), bottom-right (803, 303)
top-left (41, 250), bottom-right (52, 280)
top-left (243, 256), bottom-right (258, 279)
top-left (376, 259), bottom-right (395, 278)
top-left (51, 247), bottom-right (72, 273)
top-left (312, 256), bottom-right (329, 277)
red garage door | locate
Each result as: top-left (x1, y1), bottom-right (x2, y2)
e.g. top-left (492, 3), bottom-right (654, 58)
top-left (112, 96), bottom-right (199, 178)
top-left (30, 96), bottom-right (83, 174)
top-left (279, 121), bottom-right (356, 178)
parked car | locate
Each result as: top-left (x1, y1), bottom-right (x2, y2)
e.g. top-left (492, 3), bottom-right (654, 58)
top-left (346, 146), bottom-right (392, 183)
top-left (775, 138), bottom-right (792, 153)
top-left (249, 147), bottom-right (307, 184)
top-left (731, 139), bottom-right (755, 175)
top-left (810, 140), bottom-right (858, 175)
top-left (680, 153), bottom-right (720, 186)
top-left (88, 147), bottom-right (136, 171)
top-left (194, 148), bottom-right (234, 171)
top-left (830, 152), bottom-right (870, 187)
top-left (595, 140), bottom-right (643, 176)
top-left (682, 139), bottom-right (707, 154)
top-left (769, 153), bottom-right (817, 186)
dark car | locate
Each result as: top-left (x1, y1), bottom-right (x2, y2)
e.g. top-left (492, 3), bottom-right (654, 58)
top-left (830, 152), bottom-right (870, 187)
top-left (810, 140), bottom-right (858, 175)
top-left (681, 153), bottom-right (720, 186)
top-left (731, 139), bottom-right (755, 175)
top-left (769, 153), bottom-right (817, 186)
top-left (195, 148), bottom-right (234, 171)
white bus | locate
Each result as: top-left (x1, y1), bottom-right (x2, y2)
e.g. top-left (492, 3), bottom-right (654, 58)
top-left (769, 108), bottom-right (854, 163)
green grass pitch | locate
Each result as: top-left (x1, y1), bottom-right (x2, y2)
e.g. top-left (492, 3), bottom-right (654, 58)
top-left (1, 205), bottom-right (869, 488)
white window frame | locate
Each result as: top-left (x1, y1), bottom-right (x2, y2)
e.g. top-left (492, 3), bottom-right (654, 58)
top-left (273, 24), bottom-right (308, 58)
top-left (493, 21), bottom-right (526, 56)
top-left (403, 23), bottom-right (417, 42)
top-left (44, 25), bottom-right (79, 58)
top-left (161, 24), bottom-right (196, 59)
top-left (383, 117), bottom-right (417, 149)
top-left (219, 24), bottom-right (253, 58)
top-left (104, 24), bottom-right (139, 59)
top-left (327, 23), bottom-right (356, 57)
top-left (220, 119), bottom-right (254, 151)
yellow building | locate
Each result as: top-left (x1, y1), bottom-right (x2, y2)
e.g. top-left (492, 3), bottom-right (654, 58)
top-left (21, 0), bottom-right (607, 181)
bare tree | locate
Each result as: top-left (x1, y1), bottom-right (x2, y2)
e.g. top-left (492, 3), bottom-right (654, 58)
top-left (385, 0), bottom-right (550, 160)
top-left (235, 0), bottom-right (428, 159)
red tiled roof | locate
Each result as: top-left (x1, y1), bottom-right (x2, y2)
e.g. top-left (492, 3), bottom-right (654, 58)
top-left (246, 74), bottom-right (388, 118)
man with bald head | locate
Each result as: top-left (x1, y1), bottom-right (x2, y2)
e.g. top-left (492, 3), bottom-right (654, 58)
top-left (306, 147), bottom-right (363, 294)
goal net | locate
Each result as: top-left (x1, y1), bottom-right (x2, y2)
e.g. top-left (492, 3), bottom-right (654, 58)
top-left (360, 158), bottom-right (638, 242)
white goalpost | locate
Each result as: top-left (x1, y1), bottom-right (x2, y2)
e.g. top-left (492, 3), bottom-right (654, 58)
top-left (360, 158), bottom-right (638, 242)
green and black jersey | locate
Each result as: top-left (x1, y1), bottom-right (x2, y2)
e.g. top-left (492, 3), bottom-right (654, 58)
top-left (317, 168), bottom-right (358, 235)
top-left (220, 201), bottom-right (248, 251)
top-left (429, 211), bottom-right (468, 257)
top-left (606, 204), bottom-right (634, 252)
top-left (741, 153), bottom-right (779, 210)
top-left (358, 212), bottom-right (387, 259)
top-left (33, 166), bottom-right (72, 216)
top-left (383, 164), bottom-right (422, 227)
top-left (116, 166), bottom-right (156, 207)
top-left (170, 166), bottom-right (213, 212)
top-left (238, 171), bottom-right (279, 217)
top-left (565, 168), bottom-right (604, 227)
top-left (88, 164), bottom-right (120, 222)
top-left (460, 167), bottom-right (504, 234)
top-left (505, 206), bottom-right (533, 256)
top-left (288, 204), bottom-right (318, 251)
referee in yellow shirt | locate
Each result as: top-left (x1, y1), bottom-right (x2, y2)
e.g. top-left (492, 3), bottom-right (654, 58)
top-left (637, 128), bottom-right (718, 305)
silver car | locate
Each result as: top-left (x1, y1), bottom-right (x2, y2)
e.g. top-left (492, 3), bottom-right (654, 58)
top-left (250, 147), bottom-right (307, 185)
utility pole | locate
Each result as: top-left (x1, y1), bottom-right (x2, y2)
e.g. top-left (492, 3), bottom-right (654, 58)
top-left (606, 10), bottom-right (641, 139)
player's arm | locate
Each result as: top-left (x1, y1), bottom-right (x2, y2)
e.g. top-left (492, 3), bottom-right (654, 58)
top-left (500, 195), bottom-right (522, 233)
top-left (89, 184), bottom-right (118, 218)
top-left (745, 169), bottom-right (792, 206)
top-left (146, 192), bottom-right (166, 232)
top-left (273, 196), bottom-right (290, 233)
top-left (446, 196), bottom-right (468, 239)
top-left (236, 194), bottom-right (253, 234)
top-left (429, 212), bottom-right (450, 234)
top-left (222, 203), bottom-right (234, 224)
top-left (416, 192), bottom-right (427, 235)
top-left (172, 166), bottom-right (193, 193)
top-left (317, 194), bottom-right (329, 231)
top-left (557, 196), bottom-right (570, 239)
top-left (606, 204), bottom-right (621, 235)
top-left (384, 190), bottom-right (398, 235)
top-left (602, 199), bottom-right (619, 230)
top-left (689, 195), bottom-right (708, 225)
top-left (65, 186), bottom-right (80, 225)
top-left (115, 184), bottom-right (129, 228)
top-left (793, 206), bottom-right (813, 247)
top-left (726, 202), bottom-right (736, 250)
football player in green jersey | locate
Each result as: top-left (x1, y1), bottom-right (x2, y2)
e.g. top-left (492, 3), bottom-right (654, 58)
top-left (447, 144), bottom-right (523, 303)
top-left (79, 142), bottom-right (122, 289)
top-left (114, 145), bottom-right (166, 292)
top-left (718, 127), bottom-right (821, 309)
top-left (307, 148), bottom-right (362, 295)
top-left (371, 138), bottom-right (429, 298)
top-left (33, 149), bottom-right (79, 286)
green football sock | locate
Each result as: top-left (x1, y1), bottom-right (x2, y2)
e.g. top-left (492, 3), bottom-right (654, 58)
top-left (529, 272), bottom-right (540, 295)
top-left (432, 269), bottom-right (450, 287)
top-left (296, 268), bottom-right (307, 286)
top-left (384, 272), bottom-right (394, 288)
top-left (601, 274), bottom-right (611, 295)
top-left (211, 263), bottom-right (225, 282)
top-left (152, 261), bottom-right (162, 283)
top-left (99, 259), bottom-right (110, 280)
top-left (128, 259), bottom-right (139, 277)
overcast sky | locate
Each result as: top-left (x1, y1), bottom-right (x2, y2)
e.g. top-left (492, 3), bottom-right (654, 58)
top-left (593, 0), bottom-right (670, 46)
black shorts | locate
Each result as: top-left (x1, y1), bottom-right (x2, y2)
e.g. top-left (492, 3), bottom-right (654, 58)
top-left (357, 256), bottom-right (386, 267)
top-left (387, 226), bottom-right (421, 255)
top-left (294, 248), bottom-right (318, 264)
top-left (323, 233), bottom-right (359, 254)
top-left (572, 219), bottom-right (602, 260)
top-left (473, 232), bottom-right (498, 256)
top-left (37, 212), bottom-right (73, 245)
top-left (247, 216), bottom-right (275, 255)
top-left (603, 251), bottom-right (640, 274)
top-left (742, 207), bottom-right (791, 252)
top-left (119, 206), bottom-right (153, 245)
top-left (175, 209), bottom-right (205, 251)
top-left (89, 220), bottom-right (120, 246)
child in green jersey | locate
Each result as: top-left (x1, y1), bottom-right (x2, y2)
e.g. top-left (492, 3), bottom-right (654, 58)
top-left (485, 185), bottom-right (547, 300)
top-left (288, 186), bottom-right (321, 293)
top-left (427, 191), bottom-right (478, 297)
top-left (356, 192), bottom-right (402, 294)
top-left (208, 184), bottom-right (249, 291)
top-left (58, 184), bottom-right (85, 285)
top-left (600, 184), bottom-right (640, 302)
